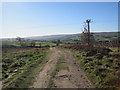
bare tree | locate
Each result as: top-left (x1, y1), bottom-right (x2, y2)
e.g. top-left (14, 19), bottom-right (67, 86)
top-left (16, 37), bottom-right (24, 46)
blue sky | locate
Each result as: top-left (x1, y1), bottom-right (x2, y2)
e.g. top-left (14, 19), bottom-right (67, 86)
top-left (1, 2), bottom-right (118, 38)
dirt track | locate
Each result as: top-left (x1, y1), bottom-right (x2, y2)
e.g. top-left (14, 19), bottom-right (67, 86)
top-left (30, 48), bottom-right (62, 88)
top-left (30, 47), bottom-right (95, 88)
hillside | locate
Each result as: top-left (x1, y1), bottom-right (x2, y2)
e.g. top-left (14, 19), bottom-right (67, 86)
top-left (26, 32), bottom-right (118, 41)
top-left (1, 32), bottom-right (118, 42)
top-left (25, 34), bottom-right (79, 41)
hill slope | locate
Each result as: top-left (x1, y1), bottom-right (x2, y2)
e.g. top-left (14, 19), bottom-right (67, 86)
top-left (26, 32), bottom-right (118, 41)
top-left (1, 32), bottom-right (118, 42)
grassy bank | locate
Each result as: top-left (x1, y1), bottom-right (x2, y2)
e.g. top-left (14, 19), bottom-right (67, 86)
top-left (71, 48), bottom-right (120, 88)
top-left (2, 47), bottom-right (50, 88)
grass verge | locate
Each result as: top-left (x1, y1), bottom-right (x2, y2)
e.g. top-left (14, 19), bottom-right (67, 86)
top-left (2, 47), bottom-right (50, 88)
top-left (70, 48), bottom-right (120, 88)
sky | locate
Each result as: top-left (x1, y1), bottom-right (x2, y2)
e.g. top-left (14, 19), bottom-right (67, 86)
top-left (0, 2), bottom-right (118, 38)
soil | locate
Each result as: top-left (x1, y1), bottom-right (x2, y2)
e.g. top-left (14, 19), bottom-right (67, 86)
top-left (30, 48), bottom-right (62, 88)
top-left (30, 47), bottom-right (95, 88)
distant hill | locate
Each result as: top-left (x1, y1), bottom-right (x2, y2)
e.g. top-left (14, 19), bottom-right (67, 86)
top-left (25, 32), bottom-right (118, 41)
top-left (25, 34), bottom-right (80, 41)
top-left (1, 32), bottom-right (118, 41)
top-left (92, 32), bottom-right (118, 41)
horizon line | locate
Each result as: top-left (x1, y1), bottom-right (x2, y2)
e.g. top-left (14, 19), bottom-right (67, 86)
top-left (0, 31), bottom-right (118, 39)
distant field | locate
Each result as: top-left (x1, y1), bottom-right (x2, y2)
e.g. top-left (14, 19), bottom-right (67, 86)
top-left (1, 41), bottom-right (56, 48)
top-left (1, 40), bottom-right (77, 48)
top-left (35, 41), bottom-right (56, 47)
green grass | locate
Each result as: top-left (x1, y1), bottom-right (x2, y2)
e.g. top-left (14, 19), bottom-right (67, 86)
top-left (70, 48), bottom-right (120, 88)
top-left (61, 41), bottom-right (77, 44)
top-left (35, 41), bottom-right (56, 47)
top-left (2, 47), bottom-right (49, 88)
top-left (47, 56), bottom-right (68, 88)
top-left (2, 41), bottom-right (56, 47)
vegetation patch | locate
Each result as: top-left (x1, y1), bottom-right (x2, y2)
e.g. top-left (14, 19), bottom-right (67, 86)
top-left (77, 52), bottom-right (120, 88)
top-left (72, 48), bottom-right (120, 88)
top-left (2, 47), bottom-right (49, 88)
